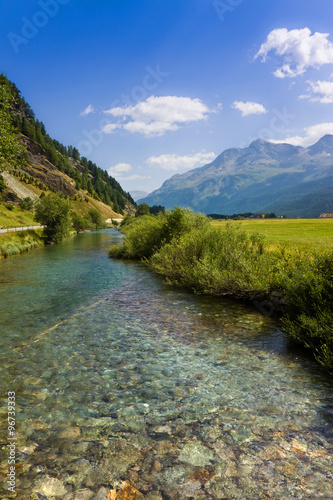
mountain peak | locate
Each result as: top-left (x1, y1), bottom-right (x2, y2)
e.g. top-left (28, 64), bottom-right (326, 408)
top-left (249, 138), bottom-right (268, 147)
top-left (309, 134), bottom-right (333, 155)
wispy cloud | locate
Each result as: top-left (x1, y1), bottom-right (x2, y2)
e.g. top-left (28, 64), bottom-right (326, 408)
top-left (102, 123), bottom-right (118, 134)
top-left (269, 122), bottom-right (333, 147)
top-left (255, 28), bottom-right (333, 78)
top-left (102, 95), bottom-right (216, 137)
top-left (146, 151), bottom-right (216, 172)
top-left (108, 163), bottom-right (132, 175)
top-left (232, 100), bottom-right (267, 116)
top-left (108, 162), bottom-right (150, 181)
top-left (299, 79), bottom-right (333, 104)
top-left (80, 104), bottom-right (95, 116)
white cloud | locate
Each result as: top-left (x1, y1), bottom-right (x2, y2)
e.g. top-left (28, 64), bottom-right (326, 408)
top-left (232, 100), bottom-right (267, 116)
top-left (299, 79), bottom-right (333, 103)
top-left (269, 122), bottom-right (333, 147)
top-left (108, 163), bottom-right (150, 181)
top-left (108, 163), bottom-right (133, 175)
top-left (102, 95), bottom-right (214, 137)
top-left (102, 123), bottom-right (118, 134)
top-left (80, 104), bottom-right (95, 116)
top-left (146, 151), bottom-right (216, 172)
top-left (255, 28), bottom-right (333, 78)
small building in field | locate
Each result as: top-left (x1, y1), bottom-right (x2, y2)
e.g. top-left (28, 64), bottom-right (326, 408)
top-left (319, 213), bottom-right (333, 218)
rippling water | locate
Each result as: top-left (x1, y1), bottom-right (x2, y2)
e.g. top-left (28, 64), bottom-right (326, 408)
top-left (0, 229), bottom-right (332, 499)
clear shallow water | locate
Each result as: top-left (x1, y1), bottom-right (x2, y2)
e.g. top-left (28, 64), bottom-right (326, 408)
top-left (0, 229), bottom-right (332, 499)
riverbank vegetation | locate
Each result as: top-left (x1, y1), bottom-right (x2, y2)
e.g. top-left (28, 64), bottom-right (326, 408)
top-left (109, 209), bottom-right (333, 372)
top-left (34, 193), bottom-right (108, 242)
top-left (0, 229), bottom-right (43, 258)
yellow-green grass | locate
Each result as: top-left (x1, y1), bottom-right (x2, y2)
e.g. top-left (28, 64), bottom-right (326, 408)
top-left (211, 218), bottom-right (333, 253)
top-left (0, 203), bottom-right (36, 229)
top-left (70, 195), bottom-right (120, 220)
top-left (0, 230), bottom-right (44, 259)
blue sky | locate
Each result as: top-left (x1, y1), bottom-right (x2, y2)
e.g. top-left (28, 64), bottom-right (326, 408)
top-left (1, 0), bottom-right (333, 194)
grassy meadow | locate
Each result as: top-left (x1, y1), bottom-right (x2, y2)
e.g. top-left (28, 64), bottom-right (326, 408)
top-left (211, 218), bottom-right (333, 253)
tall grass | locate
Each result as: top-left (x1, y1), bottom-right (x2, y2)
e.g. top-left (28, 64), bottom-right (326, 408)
top-left (0, 230), bottom-right (43, 258)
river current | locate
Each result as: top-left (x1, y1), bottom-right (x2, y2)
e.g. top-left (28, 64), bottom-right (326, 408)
top-left (0, 229), bottom-right (332, 499)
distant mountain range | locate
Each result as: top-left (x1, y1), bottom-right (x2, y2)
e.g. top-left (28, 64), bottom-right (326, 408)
top-left (138, 136), bottom-right (333, 217)
top-left (130, 190), bottom-right (150, 202)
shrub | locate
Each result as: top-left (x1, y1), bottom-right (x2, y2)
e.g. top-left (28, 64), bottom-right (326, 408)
top-left (87, 208), bottom-right (107, 229)
top-left (150, 223), bottom-right (275, 299)
top-left (20, 197), bottom-right (34, 211)
top-left (110, 213), bottom-right (166, 259)
top-left (71, 212), bottom-right (89, 233)
top-left (109, 208), bottom-right (210, 260)
top-left (278, 252), bottom-right (333, 371)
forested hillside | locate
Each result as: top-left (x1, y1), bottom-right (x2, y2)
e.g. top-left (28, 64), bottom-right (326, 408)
top-left (0, 74), bottom-right (135, 217)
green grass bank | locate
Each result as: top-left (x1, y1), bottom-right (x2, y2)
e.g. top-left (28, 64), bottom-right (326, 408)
top-left (0, 229), bottom-right (44, 259)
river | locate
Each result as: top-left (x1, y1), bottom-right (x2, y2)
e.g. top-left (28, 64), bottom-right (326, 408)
top-left (0, 229), bottom-right (332, 499)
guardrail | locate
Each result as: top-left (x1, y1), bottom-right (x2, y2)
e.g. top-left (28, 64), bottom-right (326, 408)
top-left (0, 226), bottom-right (44, 234)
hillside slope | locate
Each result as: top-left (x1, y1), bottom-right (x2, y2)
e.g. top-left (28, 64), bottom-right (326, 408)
top-left (0, 74), bottom-right (135, 221)
top-left (139, 137), bottom-right (333, 217)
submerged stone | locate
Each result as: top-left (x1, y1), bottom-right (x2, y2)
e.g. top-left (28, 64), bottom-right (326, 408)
top-left (115, 481), bottom-right (144, 499)
top-left (178, 441), bottom-right (214, 466)
top-left (33, 475), bottom-right (67, 497)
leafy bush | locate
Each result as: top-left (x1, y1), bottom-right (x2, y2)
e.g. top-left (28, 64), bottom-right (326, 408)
top-left (109, 208), bottom-right (209, 259)
top-left (278, 253), bottom-right (333, 371)
top-left (150, 223), bottom-right (275, 299)
top-left (71, 212), bottom-right (89, 233)
top-left (110, 213), bottom-right (166, 259)
top-left (88, 208), bottom-right (107, 229)
top-left (20, 197), bottom-right (34, 211)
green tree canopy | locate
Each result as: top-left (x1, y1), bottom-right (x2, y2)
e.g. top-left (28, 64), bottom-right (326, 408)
top-left (136, 203), bottom-right (150, 217)
top-left (71, 212), bottom-right (89, 233)
top-left (35, 193), bottom-right (72, 243)
top-left (88, 207), bottom-right (106, 229)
